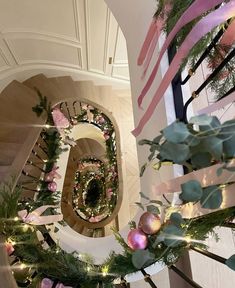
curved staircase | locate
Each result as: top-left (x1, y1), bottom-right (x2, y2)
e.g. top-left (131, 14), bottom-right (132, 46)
top-left (0, 73), bottom-right (140, 262)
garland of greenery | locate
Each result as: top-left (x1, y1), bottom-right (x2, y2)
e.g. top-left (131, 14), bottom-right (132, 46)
top-left (154, 0), bottom-right (235, 100)
top-left (1, 95), bottom-right (235, 287)
top-left (72, 157), bottom-right (117, 222)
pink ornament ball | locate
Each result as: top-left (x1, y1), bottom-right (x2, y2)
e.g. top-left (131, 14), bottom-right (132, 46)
top-left (138, 212), bottom-right (161, 235)
top-left (127, 228), bottom-right (148, 250)
top-left (47, 181), bottom-right (57, 192)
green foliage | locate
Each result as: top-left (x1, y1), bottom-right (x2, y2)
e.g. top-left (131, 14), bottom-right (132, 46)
top-left (32, 89), bottom-right (52, 120)
top-left (226, 255), bottom-right (235, 271)
top-left (140, 116), bottom-right (235, 177)
top-left (132, 249), bottom-right (155, 269)
top-left (200, 186), bottom-right (222, 209)
top-left (154, 1), bottom-right (235, 100)
top-left (0, 179), bottom-right (21, 219)
top-left (180, 180), bottom-right (203, 202)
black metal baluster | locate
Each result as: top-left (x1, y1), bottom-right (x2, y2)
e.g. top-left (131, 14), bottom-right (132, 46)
top-left (170, 265), bottom-right (203, 288)
top-left (32, 149), bottom-right (47, 163)
top-left (65, 101), bottom-right (72, 121)
top-left (27, 160), bottom-right (45, 172)
top-left (190, 246), bottom-right (226, 264)
top-left (140, 268), bottom-right (158, 288)
top-left (36, 142), bottom-right (48, 156)
top-left (181, 19), bottom-right (232, 85)
top-left (73, 100), bottom-right (77, 115)
top-left (182, 47), bottom-right (235, 122)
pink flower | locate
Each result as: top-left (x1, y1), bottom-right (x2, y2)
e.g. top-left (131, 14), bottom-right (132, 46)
top-left (5, 242), bottom-right (14, 256)
top-left (106, 188), bottom-right (113, 199)
top-left (104, 133), bottom-right (110, 140)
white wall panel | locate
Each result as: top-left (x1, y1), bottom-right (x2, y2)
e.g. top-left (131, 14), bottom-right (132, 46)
top-left (86, 0), bottom-right (109, 74)
top-left (6, 38), bottom-right (82, 68)
top-left (0, 0), bottom-right (78, 40)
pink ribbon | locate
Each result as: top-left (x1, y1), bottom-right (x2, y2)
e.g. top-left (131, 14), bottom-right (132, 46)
top-left (45, 165), bottom-right (61, 180)
top-left (132, 1), bottom-right (235, 137)
top-left (41, 278), bottom-right (72, 288)
top-left (197, 91), bottom-right (235, 115)
top-left (137, 19), bottom-right (159, 66)
top-left (138, 0), bottom-right (224, 108)
top-left (18, 205), bottom-right (63, 225)
top-left (52, 108), bottom-right (70, 136)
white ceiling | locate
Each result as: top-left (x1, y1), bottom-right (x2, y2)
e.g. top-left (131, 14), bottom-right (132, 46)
top-left (0, 0), bottom-right (129, 82)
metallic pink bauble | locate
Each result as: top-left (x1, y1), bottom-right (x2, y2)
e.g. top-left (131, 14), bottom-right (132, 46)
top-left (47, 181), bottom-right (57, 192)
top-left (138, 212), bottom-right (161, 235)
top-left (45, 174), bottom-right (54, 182)
top-left (127, 229), bottom-right (148, 250)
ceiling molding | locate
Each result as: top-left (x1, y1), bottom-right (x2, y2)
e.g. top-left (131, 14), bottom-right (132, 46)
top-left (3, 30), bottom-right (81, 47)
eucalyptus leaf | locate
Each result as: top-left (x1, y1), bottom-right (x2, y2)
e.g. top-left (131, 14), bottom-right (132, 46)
top-left (191, 152), bottom-right (212, 169)
top-left (132, 249), bottom-right (155, 269)
top-left (159, 142), bottom-right (190, 164)
top-left (163, 121), bottom-right (190, 143)
top-left (170, 212), bottom-right (185, 227)
top-left (185, 134), bottom-right (200, 147)
top-left (201, 137), bottom-right (223, 160)
top-left (163, 225), bottom-right (185, 247)
top-left (146, 205), bottom-right (160, 215)
top-left (189, 114), bottom-right (216, 126)
top-left (200, 186), bottom-right (222, 209)
top-left (226, 255), bottom-right (235, 271)
top-left (180, 180), bottom-right (203, 202)
top-left (139, 192), bottom-right (149, 200)
top-left (219, 119), bottom-right (235, 158)
top-left (135, 202), bottom-right (144, 210)
top-left (216, 167), bottom-right (223, 177)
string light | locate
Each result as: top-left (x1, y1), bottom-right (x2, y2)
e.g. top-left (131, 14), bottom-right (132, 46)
top-left (102, 266), bottom-right (109, 277)
top-left (20, 263), bottom-right (26, 270)
top-left (14, 217), bottom-right (19, 221)
top-left (23, 224), bottom-right (29, 232)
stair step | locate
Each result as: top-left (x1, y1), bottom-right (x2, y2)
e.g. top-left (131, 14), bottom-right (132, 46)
top-left (0, 80), bottom-right (42, 124)
top-left (0, 142), bottom-right (22, 165)
top-left (49, 76), bottom-right (77, 101)
top-left (24, 74), bottom-right (64, 105)
top-left (0, 165), bottom-right (11, 182)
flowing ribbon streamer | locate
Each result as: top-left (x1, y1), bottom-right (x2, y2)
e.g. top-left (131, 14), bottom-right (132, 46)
top-left (141, 26), bottom-right (160, 79)
top-left (197, 91), bottom-right (235, 115)
top-left (132, 1), bottom-right (235, 137)
top-left (18, 205), bottom-right (63, 225)
top-left (41, 278), bottom-right (72, 288)
top-left (220, 19), bottom-right (235, 46)
top-left (137, 19), bottom-right (159, 66)
top-left (138, 0), bottom-right (224, 108)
